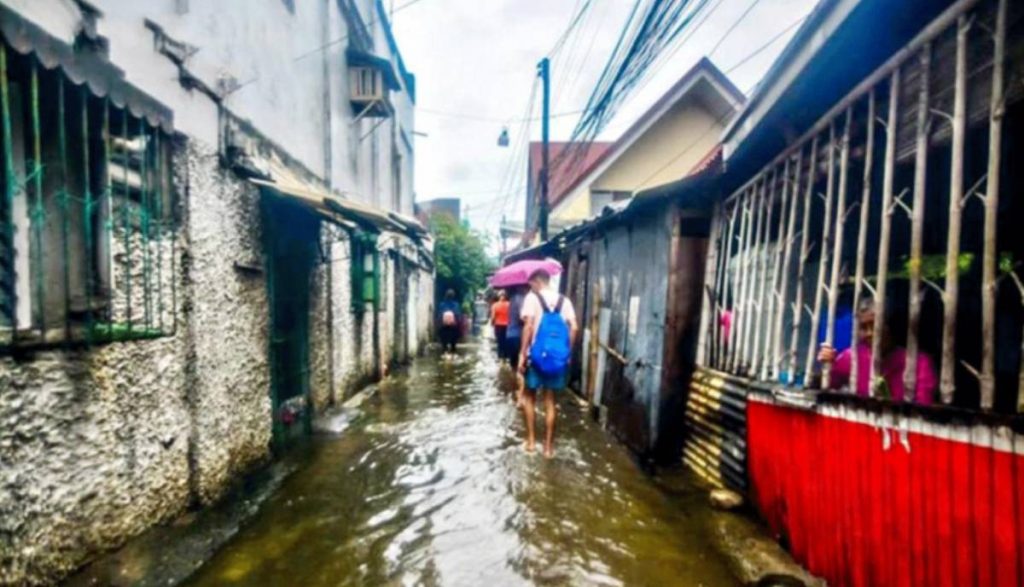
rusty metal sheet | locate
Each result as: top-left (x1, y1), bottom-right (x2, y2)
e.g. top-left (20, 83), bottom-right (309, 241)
top-left (683, 366), bottom-right (748, 491)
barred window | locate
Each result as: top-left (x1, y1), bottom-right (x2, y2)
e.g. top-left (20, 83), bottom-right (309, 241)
top-left (350, 231), bottom-right (380, 311)
top-left (700, 0), bottom-right (1024, 412)
top-left (0, 44), bottom-right (177, 350)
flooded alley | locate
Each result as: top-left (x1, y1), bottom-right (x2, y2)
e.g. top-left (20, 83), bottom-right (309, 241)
top-left (181, 342), bottom-right (739, 587)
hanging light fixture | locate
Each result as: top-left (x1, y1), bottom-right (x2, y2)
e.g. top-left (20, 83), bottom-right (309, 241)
top-left (497, 126), bottom-right (510, 147)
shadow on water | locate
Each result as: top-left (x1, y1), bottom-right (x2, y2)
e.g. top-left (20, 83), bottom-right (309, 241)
top-left (126, 341), bottom-right (739, 586)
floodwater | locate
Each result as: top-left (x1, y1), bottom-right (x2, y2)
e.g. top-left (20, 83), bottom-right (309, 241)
top-left (184, 342), bottom-right (739, 587)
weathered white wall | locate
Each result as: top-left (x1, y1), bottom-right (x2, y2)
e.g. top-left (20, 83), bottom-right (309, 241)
top-left (0, 1), bottom-right (428, 583)
top-left (179, 140), bottom-right (273, 504)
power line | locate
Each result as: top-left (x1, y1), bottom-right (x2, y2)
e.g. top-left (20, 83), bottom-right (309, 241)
top-left (629, 14), bottom-right (811, 192)
top-left (293, 0), bottom-right (429, 62)
top-left (708, 0), bottom-right (764, 57)
top-left (417, 107), bottom-right (584, 124)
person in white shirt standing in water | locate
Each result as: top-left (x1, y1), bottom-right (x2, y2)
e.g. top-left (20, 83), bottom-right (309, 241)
top-left (518, 269), bottom-right (578, 458)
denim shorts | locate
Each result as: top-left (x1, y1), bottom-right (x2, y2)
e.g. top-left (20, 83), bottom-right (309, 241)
top-left (525, 365), bottom-right (568, 391)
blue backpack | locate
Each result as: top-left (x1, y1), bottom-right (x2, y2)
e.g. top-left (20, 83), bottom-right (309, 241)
top-left (529, 293), bottom-right (571, 376)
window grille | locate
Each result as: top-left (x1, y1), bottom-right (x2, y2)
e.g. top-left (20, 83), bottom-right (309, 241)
top-left (0, 43), bottom-right (177, 351)
top-left (699, 0), bottom-right (1024, 412)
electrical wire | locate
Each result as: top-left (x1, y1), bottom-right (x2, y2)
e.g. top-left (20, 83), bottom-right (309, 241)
top-left (293, 0), bottom-right (429, 62)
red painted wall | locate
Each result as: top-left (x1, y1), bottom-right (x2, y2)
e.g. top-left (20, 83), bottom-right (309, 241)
top-left (747, 396), bottom-right (1024, 587)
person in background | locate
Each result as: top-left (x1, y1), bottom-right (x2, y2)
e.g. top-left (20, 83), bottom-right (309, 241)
top-left (506, 286), bottom-right (528, 404)
top-left (518, 270), bottom-right (578, 458)
top-left (817, 296), bottom-right (937, 404)
top-left (437, 289), bottom-right (461, 355)
top-left (490, 291), bottom-right (510, 362)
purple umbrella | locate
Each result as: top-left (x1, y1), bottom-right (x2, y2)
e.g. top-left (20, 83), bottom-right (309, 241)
top-left (489, 259), bottom-right (563, 288)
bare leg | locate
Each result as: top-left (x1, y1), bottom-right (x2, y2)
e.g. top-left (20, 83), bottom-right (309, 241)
top-left (543, 389), bottom-right (556, 458)
top-left (515, 373), bottom-right (525, 407)
top-left (522, 389), bottom-right (537, 453)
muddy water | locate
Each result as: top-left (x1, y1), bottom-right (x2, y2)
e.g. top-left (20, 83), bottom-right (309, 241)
top-left (184, 342), bottom-right (738, 587)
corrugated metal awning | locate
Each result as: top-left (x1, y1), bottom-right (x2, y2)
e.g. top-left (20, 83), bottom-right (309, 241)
top-left (0, 4), bottom-right (174, 132)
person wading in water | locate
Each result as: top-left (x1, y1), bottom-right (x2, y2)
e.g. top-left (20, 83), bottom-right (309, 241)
top-left (518, 270), bottom-right (577, 458)
top-left (437, 290), bottom-right (462, 356)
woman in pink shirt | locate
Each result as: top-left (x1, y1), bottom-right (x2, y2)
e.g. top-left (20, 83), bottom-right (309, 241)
top-left (817, 297), bottom-right (937, 405)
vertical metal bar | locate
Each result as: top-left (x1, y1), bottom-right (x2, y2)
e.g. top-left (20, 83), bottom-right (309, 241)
top-left (752, 168), bottom-right (776, 378)
top-left (823, 107), bottom-right (853, 389)
top-left (58, 75), bottom-right (70, 342)
top-left (805, 125), bottom-right (837, 386)
top-left (735, 184), bottom-right (758, 373)
top-left (715, 205), bottom-right (737, 369)
top-left (0, 45), bottom-right (14, 340)
top-left (121, 113), bottom-right (132, 334)
top-left (904, 43), bottom-right (932, 401)
top-left (139, 118), bottom-right (151, 332)
top-left (980, 0), bottom-right (1006, 409)
top-left (872, 69), bottom-right (901, 397)
top-left (103, 99), bottom-right (113, 331)
top-left (789, 138), bottom-right (817, 382)
top-left (728, 190), bottom-right (751, 373)
top-left (774, 152), bottom-right (800, 381)
top-left (742, 179), bottom-right (767, 373)
top-left (155, 130), bottom-right (164, 333)
top-left (29, 61), bottom-right (44, 338)
top-left (82, 87), bottom-right (94, 342)
top-left (851, 90), bottom-right (877, 395)
top-left (940, 19), bottom-right (968, 405)
top-left (765, 159), bottom-right (790, 380)
top-left (697, 203), bottom-right (723, 366)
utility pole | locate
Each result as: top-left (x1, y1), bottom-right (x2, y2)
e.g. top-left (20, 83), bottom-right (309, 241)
top-left (538, 57), bottom-right (551, 242)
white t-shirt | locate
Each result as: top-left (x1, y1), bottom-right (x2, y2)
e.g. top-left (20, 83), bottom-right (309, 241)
top-left (520, 288), bottom-right (577, 346)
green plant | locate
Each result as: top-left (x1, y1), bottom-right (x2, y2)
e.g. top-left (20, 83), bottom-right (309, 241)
top-left (430, 214), bottom-right (495, 306)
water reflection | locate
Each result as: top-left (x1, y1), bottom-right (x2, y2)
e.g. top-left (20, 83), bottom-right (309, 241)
top-left (185, 342), bottom-right (737, 586)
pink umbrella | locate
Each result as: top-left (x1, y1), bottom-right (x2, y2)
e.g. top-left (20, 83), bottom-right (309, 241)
top-left (490, 259), bottom-right (563, 288)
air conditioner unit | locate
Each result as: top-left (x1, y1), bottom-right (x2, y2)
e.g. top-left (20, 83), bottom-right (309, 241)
top-left (350, 67), bottom-right (385, 103)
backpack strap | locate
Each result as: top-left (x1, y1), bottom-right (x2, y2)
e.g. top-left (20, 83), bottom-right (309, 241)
top-left (554, 295), bottom-right (565, 314)
top-left (533, 291), bottom-right (553, 314)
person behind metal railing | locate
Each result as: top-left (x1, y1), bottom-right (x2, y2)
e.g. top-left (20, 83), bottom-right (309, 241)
top-left (817, 296), bottom-right (937, 404)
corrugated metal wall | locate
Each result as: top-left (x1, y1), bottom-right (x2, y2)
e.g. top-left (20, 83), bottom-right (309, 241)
top-left (682, 366), bottom-right (747, 491)
top-left (748, 393), bottom-right (1024, 587)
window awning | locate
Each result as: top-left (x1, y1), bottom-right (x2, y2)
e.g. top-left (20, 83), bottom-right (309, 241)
top-left (345, 47), bottom-right (401, 91)
top-left (248, 156), bottom-right (423, 237)
top-left (0, 4), bottom-right (174, 133)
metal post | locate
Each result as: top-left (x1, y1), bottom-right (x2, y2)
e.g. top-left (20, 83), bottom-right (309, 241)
top-left (155, 131), bottom-right (164, 333)
top-left (790, 139), bottom-right (817, 382)
top-left (904, 43), bottom-right (932, 401)
top-left (698, 203), bottom-right (723, 366)
top-left (774, 152), bottom-right (800, 381)
top-left (538, 57), bottom-right (551, 242)
top-left (139, 119), bottom-right (152, 332)
top-left (823, 108), bottom-right (852, 390)
top-left (980, 0), bottom-right (1006, 409)
top-left (872, 69), bottom-right (901, 397)
top-left (716, 205), bottom-right (737, 369)
top-left (729, 190), bottom-right (752, 373)
top-left (805, 125), bottom-right (837, 386)
top-left (940, 18), bottom-right (968, 404)
top-left (121, 114), bottom-right (131, 335)
top-left (752, 168), bottom-right (776, 378)
top-left (29, 61), bottom-right (44, 338)
top-left (765, 159), bottom-right (790, 380)
top-left (82, 88), bottom-right (94, 341)
top-left (743, 179), bottom-right (767, 374)
top-left (851, 91), bottom-right (876, 394)
top-left (0, 45), bottom-right (14, 342)
top-left (58, 75), bottom-right (70, 342)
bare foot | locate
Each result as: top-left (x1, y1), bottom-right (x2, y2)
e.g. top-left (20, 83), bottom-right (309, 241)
top-left (524, 442), bottom-right (536, 454)
top-left (543, 446), bottom-right (554, 459)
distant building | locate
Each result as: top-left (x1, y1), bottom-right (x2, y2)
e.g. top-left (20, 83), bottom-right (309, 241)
top-left (416, 197), bottom-right (461, 225)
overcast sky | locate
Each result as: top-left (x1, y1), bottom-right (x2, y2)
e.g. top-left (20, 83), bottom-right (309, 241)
top-left (392, 0), bottom-right (819, 241)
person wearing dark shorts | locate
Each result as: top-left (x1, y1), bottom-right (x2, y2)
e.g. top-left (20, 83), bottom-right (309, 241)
top-left (437, 290), bottom-right (461, 354)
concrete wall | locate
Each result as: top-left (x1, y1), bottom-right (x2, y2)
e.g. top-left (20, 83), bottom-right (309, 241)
top-left (0, 1), bottom-right (427, 583)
